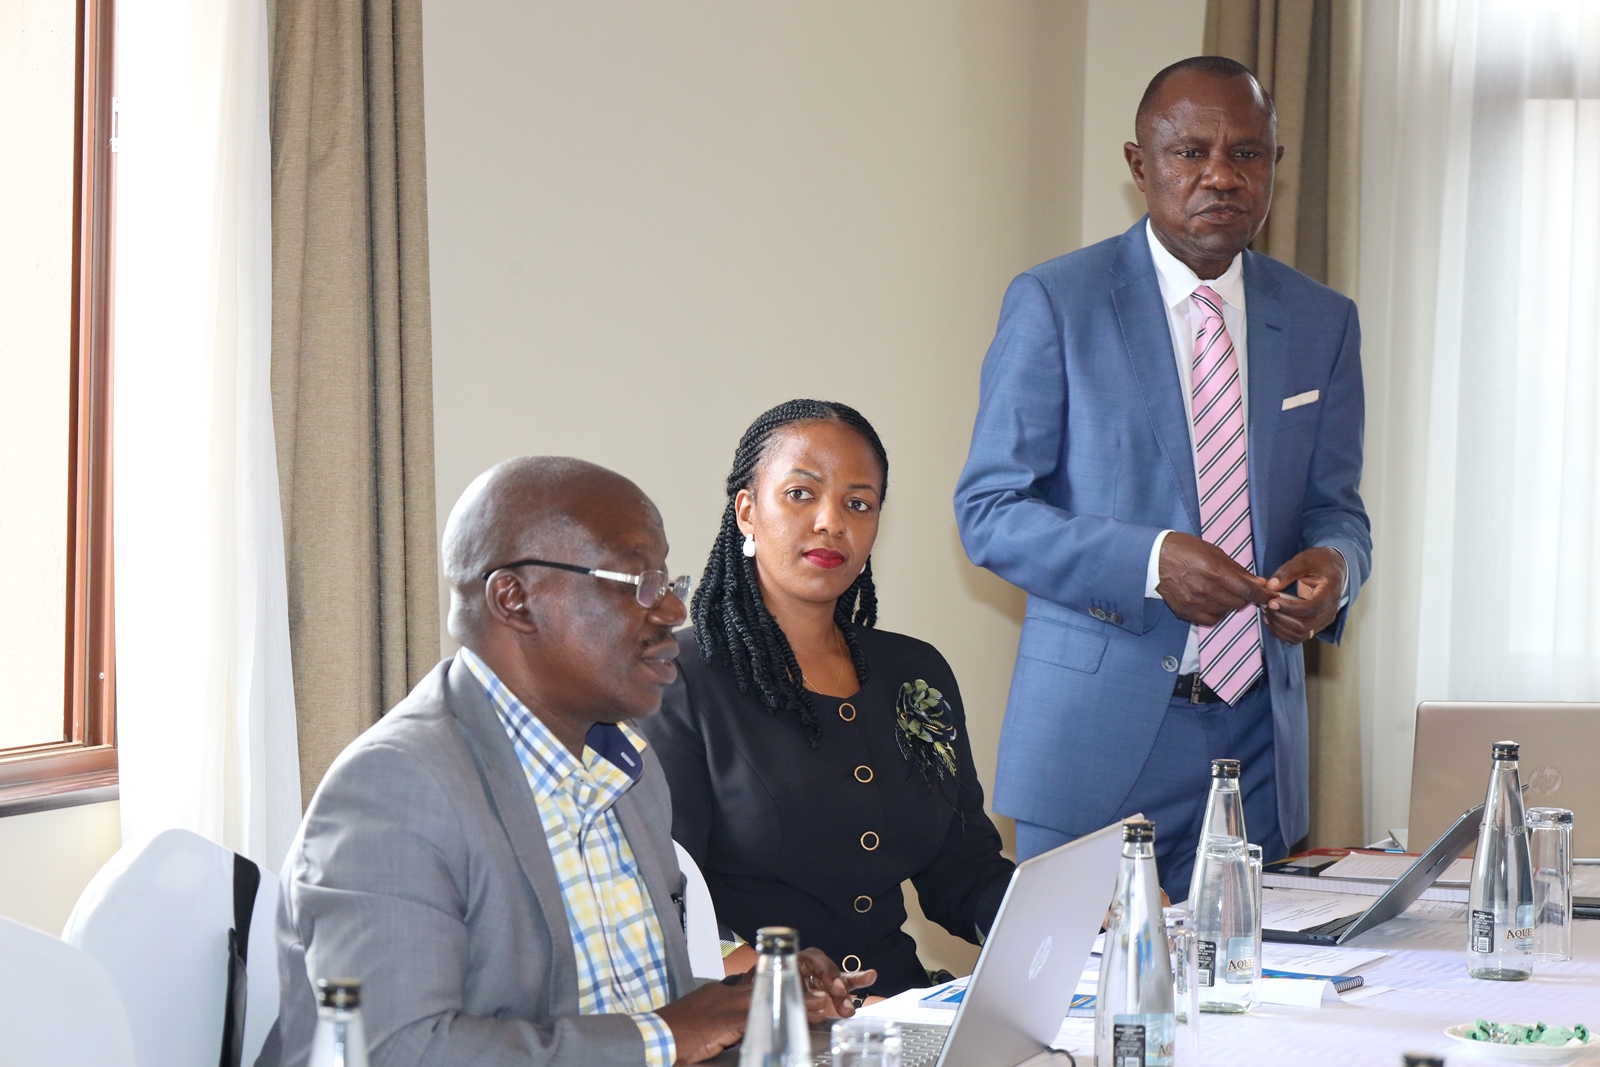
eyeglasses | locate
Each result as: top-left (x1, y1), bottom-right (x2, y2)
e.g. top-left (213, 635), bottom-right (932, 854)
top-left (483, 558), bottom-right (692, 610)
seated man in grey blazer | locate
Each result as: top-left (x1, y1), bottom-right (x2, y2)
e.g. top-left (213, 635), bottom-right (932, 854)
top-left (272, 456), bottom-right (871, 1066)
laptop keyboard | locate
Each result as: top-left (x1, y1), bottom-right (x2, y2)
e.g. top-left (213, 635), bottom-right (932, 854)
top-left (1304, 913), bottom-right (1359, 939)
top-left (811, 1021), bottom-right (951, 1067)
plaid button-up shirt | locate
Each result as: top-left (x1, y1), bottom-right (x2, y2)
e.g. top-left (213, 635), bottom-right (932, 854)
top-left (460, 648), bottom-right (676, 1067)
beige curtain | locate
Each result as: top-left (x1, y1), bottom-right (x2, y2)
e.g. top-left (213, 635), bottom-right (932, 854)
top-left (270, 0), bottom-right (441, 804)
top-left (1205, 0), bottom-right (1364, 848)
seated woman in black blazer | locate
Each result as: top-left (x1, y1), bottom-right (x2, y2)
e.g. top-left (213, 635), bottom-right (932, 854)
top-left (640, 399), bottom-right (1015, 998)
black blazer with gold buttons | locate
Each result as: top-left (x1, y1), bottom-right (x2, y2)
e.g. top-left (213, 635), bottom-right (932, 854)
top-left (641, 626), bottom-right (1016, 996)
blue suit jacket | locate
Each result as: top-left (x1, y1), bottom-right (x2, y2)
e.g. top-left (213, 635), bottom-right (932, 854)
top-left (954, 219), bottom-right (1372, 846)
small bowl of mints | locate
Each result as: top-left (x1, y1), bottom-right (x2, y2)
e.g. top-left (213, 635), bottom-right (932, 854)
top-left (1445, 1020), bottom-right (1594, 1063)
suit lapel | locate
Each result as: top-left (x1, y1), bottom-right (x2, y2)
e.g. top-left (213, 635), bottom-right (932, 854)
top-left (1111, 222), bottom-right (1201, 533)
top-left (442, 658), bottom-right (583, 1014)
top-left (1242, 252), bottom-right (1287, 575)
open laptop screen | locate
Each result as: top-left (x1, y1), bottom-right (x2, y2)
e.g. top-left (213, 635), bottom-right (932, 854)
top-left (1409, 702), bottom-right (1600, 857)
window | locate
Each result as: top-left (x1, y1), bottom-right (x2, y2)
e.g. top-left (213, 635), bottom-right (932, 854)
top-left (0, 0), bottom-right (116, 813)
top-left (1449, 2), bottom-right (1600, 695)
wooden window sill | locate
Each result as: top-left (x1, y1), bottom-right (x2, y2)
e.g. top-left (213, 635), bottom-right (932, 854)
top-left (0, 747), bottom-right (119, 817)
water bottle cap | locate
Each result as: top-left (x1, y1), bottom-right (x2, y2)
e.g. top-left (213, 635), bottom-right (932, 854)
top-left (754, 926), bottom-right (799, 954)
top-left (1122, 818), bottom-right (1155, 843)
top-left (1402, 1054), bottom-right (1444, 1067)
top-left (1492, 740), bottom-right (1520, 760)
top-left (1211, 758), bottom-right (1241, 778)
top-left (315, 978), bottom-right (361, 1009)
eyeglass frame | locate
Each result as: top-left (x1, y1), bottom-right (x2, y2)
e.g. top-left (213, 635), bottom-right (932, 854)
top-left (483, 558), bottom-right (691, 610)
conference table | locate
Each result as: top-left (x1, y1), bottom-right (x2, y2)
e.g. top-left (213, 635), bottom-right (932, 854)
top-left (862, 902), bottom-right (1600, 1066)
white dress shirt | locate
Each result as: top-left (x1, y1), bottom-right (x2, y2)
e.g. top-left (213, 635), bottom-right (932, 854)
top-left (1140, 221), bottom-right (1345, 677)
top-left (1142, 220), bottom-right (1249, 675)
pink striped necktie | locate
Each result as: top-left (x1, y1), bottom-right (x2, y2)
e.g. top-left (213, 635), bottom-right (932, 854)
top-left (1190, 285), bottom-right (1264, 704)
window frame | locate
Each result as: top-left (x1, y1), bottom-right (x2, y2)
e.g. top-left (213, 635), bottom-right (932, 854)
top-left (0, 0), bottom-right (118, 816)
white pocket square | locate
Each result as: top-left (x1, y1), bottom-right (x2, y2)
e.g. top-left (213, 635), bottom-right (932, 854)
top-left (1281, 389), bottom-right (1320, 411)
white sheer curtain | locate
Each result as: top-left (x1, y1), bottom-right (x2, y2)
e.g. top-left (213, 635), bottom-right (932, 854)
top-left (113, 0), bottom-right (301, 870)
top-left (1359, 0), bottom-right (1600, 840)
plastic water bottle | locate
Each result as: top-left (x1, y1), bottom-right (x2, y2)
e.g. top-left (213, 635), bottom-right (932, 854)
top-left (1467, 740), bottom-right (1534, 980)
top-left (1095, 819), bottom-right (1175, 1067)
top-left (308, 978), bottom-right (369, 1067)
top-left (1187, 758), bottom-right (1258, 1014)
top-left (740, 926), bottom-right (811, 1067)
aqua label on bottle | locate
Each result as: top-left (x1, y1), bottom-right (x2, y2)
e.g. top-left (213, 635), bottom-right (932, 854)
top-left (1197, 937), bottom-right (1255, 986)
top-left (1224, 936), bottom-right (1256, 985)
top-left (1112, 1015), bottom-right (1174, 1067)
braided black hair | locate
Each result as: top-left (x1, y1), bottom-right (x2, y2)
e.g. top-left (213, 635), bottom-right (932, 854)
top-left (692, 399), bottom-right (889, 746)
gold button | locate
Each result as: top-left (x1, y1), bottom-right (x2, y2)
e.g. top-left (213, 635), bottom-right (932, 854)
top-left (842, 954), bottom-right (862, 972)
top-left (854, 894), bottom-right (873, 913)
top-left (860, 831), bottom-right (880, 851)
top-left (838, 702), bottom-right (857, 722)
top-left (853, 765), bottom-right (873, 784)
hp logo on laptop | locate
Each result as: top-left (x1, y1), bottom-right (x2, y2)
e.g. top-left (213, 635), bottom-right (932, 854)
top-left (1028, 935), bottom-right (1053, 980)
top-left (1528, 765), bottom-right (1562, 797)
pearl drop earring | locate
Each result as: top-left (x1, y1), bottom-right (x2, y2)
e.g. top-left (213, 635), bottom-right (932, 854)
top-left (742, 534), bottom-right (757, 558)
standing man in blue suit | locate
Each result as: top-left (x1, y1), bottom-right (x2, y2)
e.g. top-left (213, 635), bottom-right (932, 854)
top-left (954, 57), bottom-right (1371, 898)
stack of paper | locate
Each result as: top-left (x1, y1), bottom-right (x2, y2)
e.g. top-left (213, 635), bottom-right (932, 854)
top-left (1323, 852), bottom-right (1472, 885)
top-left (1262, 851), bottom-right (1470, 902)
top-left (1260, 887), bottom-right (1373, 931)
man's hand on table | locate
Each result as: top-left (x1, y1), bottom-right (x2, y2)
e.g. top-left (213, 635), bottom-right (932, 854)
top-left (661, 947), bottom-right (877, 1064)
top-left (657, 979), bottom-right (753, 1064)
top-left (1156, 532), bottom-right (1271, 625)
top-left (1263, 547), bottom-right (1346, 644)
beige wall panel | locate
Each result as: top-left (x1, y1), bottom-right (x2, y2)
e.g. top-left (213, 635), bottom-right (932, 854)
top-left (1080, 0), bottom-right (1209, 246)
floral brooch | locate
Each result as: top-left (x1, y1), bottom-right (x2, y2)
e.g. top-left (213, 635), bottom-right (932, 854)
top-left (895, 680), bottom-right (959, 782)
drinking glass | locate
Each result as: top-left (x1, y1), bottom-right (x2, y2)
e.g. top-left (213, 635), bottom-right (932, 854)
top-left (1165, 906), bottom-right (1203, 1065)
top-left (831, 1017), bottom-right (902, 1067)
top-left (1246, 843), bottom-right (1264, 988)
top-left (1526, 807), bottom-right (1574, 962)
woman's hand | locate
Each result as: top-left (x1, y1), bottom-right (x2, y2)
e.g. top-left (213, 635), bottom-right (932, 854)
top-left (796, 947), bottom-right (878, 1019)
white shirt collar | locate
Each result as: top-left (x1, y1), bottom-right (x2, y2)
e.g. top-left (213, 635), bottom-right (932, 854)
top-left (1145, 218), bottom-right (1246, 314)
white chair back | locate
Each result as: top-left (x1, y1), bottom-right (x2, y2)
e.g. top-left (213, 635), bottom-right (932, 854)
top-left (62, 828), bottom-right (279, 1067)
top-left (0, 914), bottom-right (137, 1067)
top-left (673, 840), bottom-right (725, 980)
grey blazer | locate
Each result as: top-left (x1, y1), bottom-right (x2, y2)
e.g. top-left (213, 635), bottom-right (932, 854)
top-left (271, 654), bottom-right (700, 1067)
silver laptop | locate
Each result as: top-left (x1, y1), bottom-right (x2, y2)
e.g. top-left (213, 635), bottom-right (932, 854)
top-left (1264, 804), bottom-right (1483, 945)
top-left (822, 819), bottom-right (1124, 1067)
top-left (1409, 701), bottom-right (1600, 857)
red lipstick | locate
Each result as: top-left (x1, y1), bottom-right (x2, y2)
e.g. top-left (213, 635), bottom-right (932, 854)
top-left (804, 549), bottom-right (846, 569)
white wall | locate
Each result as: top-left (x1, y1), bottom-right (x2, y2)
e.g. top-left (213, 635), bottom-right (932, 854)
top-left (423, 0), bottom-right (1202, 974)
top-left (0, 802), bottom-right (120, 934)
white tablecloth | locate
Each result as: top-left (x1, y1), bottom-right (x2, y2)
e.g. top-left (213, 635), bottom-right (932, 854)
top-left (863, 905), bottom-right (1600, 1066)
